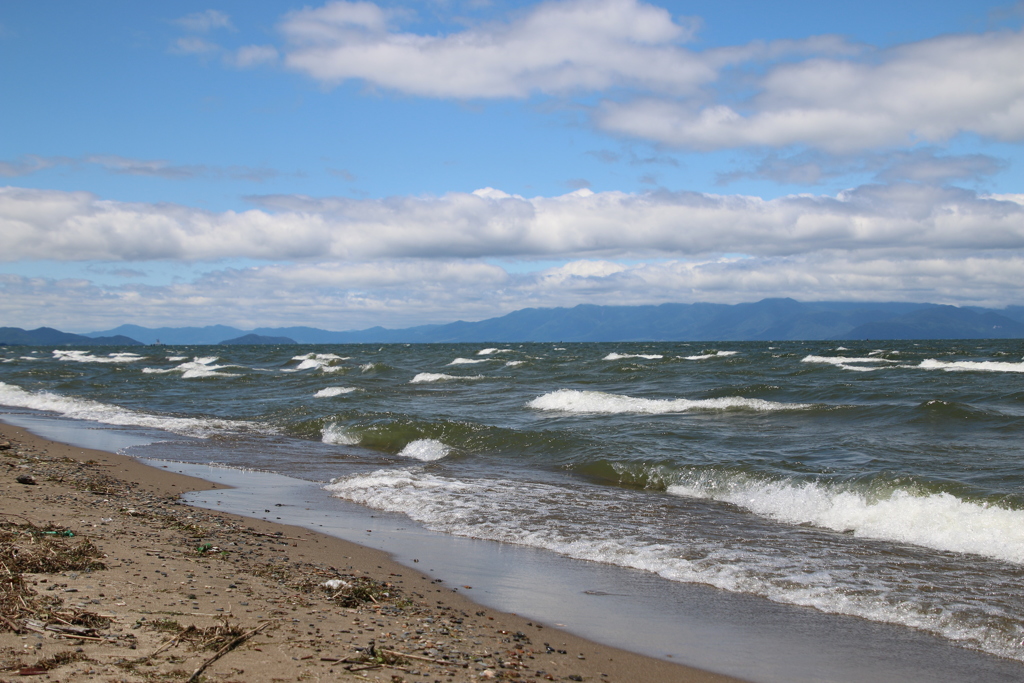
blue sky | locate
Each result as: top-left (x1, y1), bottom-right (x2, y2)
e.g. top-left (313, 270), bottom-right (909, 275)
top-left (1, 0), bottom-right (1022, 331)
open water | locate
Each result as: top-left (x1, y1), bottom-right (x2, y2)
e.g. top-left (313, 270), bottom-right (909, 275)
top-left (2, 340), bottom-right (1024, 676)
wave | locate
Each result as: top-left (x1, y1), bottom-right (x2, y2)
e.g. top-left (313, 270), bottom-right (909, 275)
top-left (314, 387), bottom-right (358, 397)
top-left (449, 357), bottom-right (490, 365)
top-left (142, 356), bottom-right (238, 378)
top-left (322, 422), bottom-right (360, 445)
top-left (505, 360), bottom-right (525, 367)
top-left (282, 353), bottom-right (349, 373)
top-left (476, 348), bottom-right (511, 355)
top-left (397, 438), bottom-right (449, 461)
top-left (527, 389), bottom-right (810, 414)
top-left (667, 472), bottom-right (1024, 564)
top-left (681, 350), bottom-right (740, 360)
top-left (603, 353), bottom-right (663, 360)
top-left (801, 355), bottom-right (900, 372)
top-left (0, 381), bottom-right (258, 437)
top-left (918, 358), bottom-right (1024, 373)
top-left (802, 355), bottom-right (896, 365)
top-left (325, 468), bottom-right (1024, 661)
top-left (53, 350), bottom-right (145, 364)
top-left (409, 373), bottom-right (485, 384)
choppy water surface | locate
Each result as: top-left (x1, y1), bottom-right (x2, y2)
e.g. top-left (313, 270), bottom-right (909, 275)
top-left (3, 340), bottom-right (1024, 664)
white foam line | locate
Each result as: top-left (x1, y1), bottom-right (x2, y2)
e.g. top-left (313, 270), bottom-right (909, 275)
top-left (527, 389), bottom-right (810, 414)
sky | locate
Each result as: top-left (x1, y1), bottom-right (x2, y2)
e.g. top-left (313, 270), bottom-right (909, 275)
top-left (1, 0), bottom-right (1023, 332)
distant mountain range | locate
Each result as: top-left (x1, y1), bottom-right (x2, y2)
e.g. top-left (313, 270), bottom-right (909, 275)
top-left (3, 299), bottom-right (1023, 346)
top-left (0, 326), bottom-right (142, 346)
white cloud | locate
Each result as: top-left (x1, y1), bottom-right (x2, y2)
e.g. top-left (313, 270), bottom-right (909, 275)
top-left (175, 10), bottom-right (235, 33)
top-left (172, 36), bottom-right (221, 55)
top-left (280, 0), bottom-right (712, 98)
top-left (4, 253), bottom-right (1023, 332)
top-left (599, 29), bottom-right (1024, 151)
top-left (2, 184), bottom-right (1022, 264)
top-left (232, 45), bottom-right (279, 68)
top-left (269, 0), bottom-right (1024, 152)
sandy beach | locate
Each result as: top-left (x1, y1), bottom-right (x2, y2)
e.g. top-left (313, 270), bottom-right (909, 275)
top-left (0, 422), bottom-right (743, 683)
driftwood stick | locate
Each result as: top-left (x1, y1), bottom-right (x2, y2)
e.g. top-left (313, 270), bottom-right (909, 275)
top-left (186, 621), bottom-right (272, 683)
top-left (0, 613), bottom-right (22, 633)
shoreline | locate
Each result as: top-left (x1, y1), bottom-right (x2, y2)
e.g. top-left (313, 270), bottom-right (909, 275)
top-left (0, 421), bottom-right (742, 682)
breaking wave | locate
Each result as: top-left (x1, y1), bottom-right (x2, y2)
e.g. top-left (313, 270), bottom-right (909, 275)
top-left (527, 389), bottom-right (810, 414)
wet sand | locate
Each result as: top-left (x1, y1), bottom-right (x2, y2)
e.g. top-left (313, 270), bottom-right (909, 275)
top-left (0, 422), bottom-right (743, 682)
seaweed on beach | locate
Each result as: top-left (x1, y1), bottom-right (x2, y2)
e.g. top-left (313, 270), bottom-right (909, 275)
top-left (176, 620), bottom-right (248, 652)
top-left (324, 576), bottom-right (398, 607)
top-left (0, 522), bottom-right (106, 574)
top-left (0, 571), bottom-right (59, 632)
top-left (0, 522), bottom-right (108, 633)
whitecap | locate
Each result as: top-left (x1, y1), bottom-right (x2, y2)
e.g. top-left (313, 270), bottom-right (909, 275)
top-left (682, 351), bottom-right (738, 360)
top-left (527, 389), bottom-right (810, 414)
top-left (668, 474), bottom-right (1024, 565)
top-left (322, 423), bottom-right (360, 445)
top-left (603, 353), bottom-right (663, 360)
top-left (449, 357), bottom-right (489, 365)
top-left (476, 348), bottom-right (511, 355)
top-left (409, 373), bottom-right (485, 384)
top-left (314, 387), bottom-right (357, 397)
top-left (282, 353), bottom-right (349, 373)
top-left (0, 381), bottom-right (259, 437)
top-left (142, 356), bottom-right (238, 378)
top-left (397, 438), bottom-right (449, 461)
top-left (53, 350), bottom-right (145, 364)
top-left (917, 358), bottom-right (1024, 373)
top-left (801, 355), bottom-right (897, 366)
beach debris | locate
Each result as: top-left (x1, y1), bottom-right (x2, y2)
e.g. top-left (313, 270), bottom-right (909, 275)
top-left (321, 578), bottom-right (350, 590)
top-left (186, 620), bottom-right (273, 683)
top-left (0, 440), bottom-right (12, 450)
top-left (15, 474), bottom-right (36, 485)
top-left (323, 575), bottom-right (394, 606)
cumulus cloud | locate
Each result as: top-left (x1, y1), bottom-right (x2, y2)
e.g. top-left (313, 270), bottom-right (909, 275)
top-left (599, 29), bottom-right (1024, 151)
top-left (267, 0), bottom-right (1024, 152)
top-left (280, 0), bottom-right (713, 98)
top-left (2, 184), bottom-right (1022, 265)
top-left (4, 252), bottom-right (1024, 331)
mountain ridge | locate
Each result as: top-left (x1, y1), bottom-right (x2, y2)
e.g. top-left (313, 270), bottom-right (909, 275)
top-left (67, 299), bottom-right (1024, 344)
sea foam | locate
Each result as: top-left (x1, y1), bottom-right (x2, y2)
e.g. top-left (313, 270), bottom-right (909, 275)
top-left (0, 381), bottom-right (257, 437)
top-left (142, 356), bottom-right (237, 378)
top-left (918, 358), bottom-right (1024, 373)
top-left (668, 474), bottom-right (1024, 565)
top-left (398, 439), bottom-right (449, 461)
top-left (314, 387), bottom-right (357, 397)
top-left (323, 468), bottom-right (1024, 662)
top-left (527, 389), bottom-right (809, 414)
top-left (53, 350), bottom-right (145, 364)
top-left (322, 423), bottom-right (360, 445)
top-left (683, 350), bottom-right (739, 360)
top-left (410, 373), bottom-right (485, 384)
top-left (603, 353), bottom-right (663, 360)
